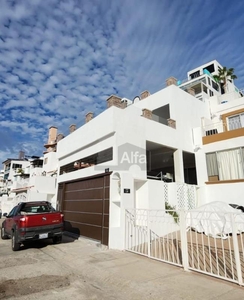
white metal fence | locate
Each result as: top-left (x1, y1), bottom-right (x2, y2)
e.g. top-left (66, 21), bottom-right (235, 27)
top-left (125, 208), bottom-right (244, 286)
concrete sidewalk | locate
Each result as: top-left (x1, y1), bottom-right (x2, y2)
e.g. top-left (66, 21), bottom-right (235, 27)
top-left (32, 236), bottom-right (244, 299)
top-left (0, 232), bottom-right (243, 299)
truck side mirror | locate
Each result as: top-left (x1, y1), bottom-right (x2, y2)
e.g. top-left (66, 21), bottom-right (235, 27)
top-left (3, 213), bottom-right (8, 217)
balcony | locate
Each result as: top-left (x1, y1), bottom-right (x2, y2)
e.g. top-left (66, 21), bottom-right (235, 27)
top-left (11, 179), bottom-right (30, 191)
top-left (202, 119), bottom-right (244, 144)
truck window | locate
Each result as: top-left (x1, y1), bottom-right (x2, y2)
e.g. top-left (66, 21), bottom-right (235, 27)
top-left (20, 203), bottom-right (56, 214)
top-left (8, 206), bottom-right (19, 217)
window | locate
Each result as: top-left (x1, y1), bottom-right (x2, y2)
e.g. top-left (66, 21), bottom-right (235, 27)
top-left (202, 84), bottom-right (208, 94)
top-left (228, 113), bottom-right (244, 130)
top-left (212, 81), bottom-right (219, 91)
top-left (60, 147), bottom-right (113, 175)
top-left (190, 71), bottom-right (200, 79)
top-left (205, 64), bottom-right (215, 73)
top-left (206, 129), bottom-right (218, 136)
top-left (8, 206), bottom-right (19, 217)
top-left (206, 148), bottom-right (244, 180)
top-left (12, 164), bottom-right (22, 169)
top-left (209, 90), bottom-right (214, 97)
top-left (20, 203), bottom-right (55, 214)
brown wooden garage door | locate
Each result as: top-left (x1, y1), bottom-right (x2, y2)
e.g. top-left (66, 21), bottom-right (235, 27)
top-left (58, 173), bottom-right (110, 245)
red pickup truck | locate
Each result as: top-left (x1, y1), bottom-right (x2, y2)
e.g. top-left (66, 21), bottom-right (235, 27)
top-left (1, 201), bottom-right (64, 251)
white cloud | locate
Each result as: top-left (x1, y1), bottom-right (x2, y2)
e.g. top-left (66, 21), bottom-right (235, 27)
top-left (0, 0), bottom-right (244, 162)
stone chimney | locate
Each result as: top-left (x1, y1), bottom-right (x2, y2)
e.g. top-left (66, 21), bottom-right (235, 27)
top-left (107, 95), bottom-right (124, 109)
top-left (142, 108), bottom-right (152, 119)
top-left (18, 151), bottom-right (25, 160)
top-left (69, 124), bottom-right (76, 133)
top-left (167, 118), bottom-right (176, 129)
top-left (47, 126), bottom-right (57, 144)
top-left (85, 112), bottom-right (93, 123)
top-left (57, 133), bottom-right (64, 142)
top-left (187, 88), bottom-right (195, 96)
top-left (166, 77), bottom-right (177, 86)
top-left (140, 90), bottom-right (150, 100)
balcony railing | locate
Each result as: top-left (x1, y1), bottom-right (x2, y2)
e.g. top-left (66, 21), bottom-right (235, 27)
top-left (202, 121), bottom-right (225, 137)
top-left (202, 119), bottom-right (244, 137)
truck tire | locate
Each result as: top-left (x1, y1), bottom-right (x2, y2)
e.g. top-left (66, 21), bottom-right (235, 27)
top-left (11, 230), bottom-right (20, 251)
top-left (1, 226), bottom-right (8, 240)
top-left (53, 235), bottom-right (62, 244)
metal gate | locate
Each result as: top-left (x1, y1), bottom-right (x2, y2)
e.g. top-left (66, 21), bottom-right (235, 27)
top-left (125, 208), bottom-right (244, 286)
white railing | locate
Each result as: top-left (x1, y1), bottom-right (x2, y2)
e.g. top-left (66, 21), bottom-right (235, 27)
top-left (202, 119), bottom-right (244, 136)
top-left (125, 208), bottom-right (244, 286)
top-left (202, 121), bottom-right (225, 136)
top-left (11, 179), bottom-right (30, 190)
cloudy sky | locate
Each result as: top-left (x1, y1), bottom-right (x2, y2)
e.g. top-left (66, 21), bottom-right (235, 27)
top-left (0, 0), bottom-right (244, 164)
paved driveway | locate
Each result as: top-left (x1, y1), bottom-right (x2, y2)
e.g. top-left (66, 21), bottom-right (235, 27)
top-left (0, 231), bottom-right (243, 299)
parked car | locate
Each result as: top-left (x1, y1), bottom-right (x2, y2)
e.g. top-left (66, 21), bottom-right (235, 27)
top-left (1, 201), bottom-right (64, 251)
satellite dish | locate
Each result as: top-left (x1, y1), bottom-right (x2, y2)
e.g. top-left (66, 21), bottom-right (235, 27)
top-left (133, 96), bottom-right (140, 103)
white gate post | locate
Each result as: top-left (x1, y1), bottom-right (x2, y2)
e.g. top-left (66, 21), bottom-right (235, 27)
top-left (231, 214), bottom-right (243, 285)
top-left (179, 210), bottom-right (189, 271)
top-left (147, 210), bottom-right (151, 258)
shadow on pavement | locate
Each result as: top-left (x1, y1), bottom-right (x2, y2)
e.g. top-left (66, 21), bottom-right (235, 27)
top-left (18, 233), bottom-right (78, 251)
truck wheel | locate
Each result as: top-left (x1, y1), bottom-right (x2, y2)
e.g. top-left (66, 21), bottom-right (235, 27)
top-left (1, 226), bottom-right (8, 240)
top-left (11, 230), bottom-right (20, 251)
top-left (53, 235), bottom-right (62, 244)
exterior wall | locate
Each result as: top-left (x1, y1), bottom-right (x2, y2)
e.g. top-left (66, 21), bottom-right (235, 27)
top-left (147, 180), bottom-right (166, 209)
top-left (27, 190), bottom-right (52, 202)
top-left (54, 66), bottom-right (243, 250)
top-left (29, 167), bottom-right (43, 177)
top-left (210, 95), bottom-right (244, 115)
top-left (203, 135), bottom-right (244, 153)
top-left (187, 60), bottom-right (222, 79)
top-left (109, 172), bottom-right (135, 250)
top-left (28, 176), bottom-right (56, 194)
top-left (203, 128), bottom-right (244, 144)
top-left (0, 195), bottom-right (14, 214)
top-left (4, 160), bottom-right (30, 182)
top-left (204, 182), bottom-right (244, 206)
top-left (57, 85), bottom-right (211, 186)
top-left (57, 108), bottom-right (115, 162)
top-left (42, 152), bottom-right (58, 174)
top-left (134, 85), bottom-right (211, 153)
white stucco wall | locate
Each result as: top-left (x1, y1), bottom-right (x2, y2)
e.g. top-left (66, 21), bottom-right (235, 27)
top-left (210, 95), bottom-right (244, 115)
top-left (55, 81), bottom-right (244, 250)
top-left (203, 135), bottom-right (244, 153)
top-left (28, 176), bottom-right (56, 194)
top-left (42, 152), bottom-right (58, 174)
top-left (57, 84), bottom-right (212, 186)
top-left (134, 85), bottom-right (211, 153)
top-left (204, 182), bottom-right (244, 206)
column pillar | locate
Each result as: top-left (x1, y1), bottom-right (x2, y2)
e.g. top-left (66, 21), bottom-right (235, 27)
top-left (174, 149), bottom-right (185, 183)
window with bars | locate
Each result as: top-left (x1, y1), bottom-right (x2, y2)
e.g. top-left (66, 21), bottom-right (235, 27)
top-left (228, 113), bottom-right (244, 130)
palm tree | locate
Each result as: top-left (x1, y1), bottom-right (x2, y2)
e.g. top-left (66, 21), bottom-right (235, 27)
top-left (213, 67), bottom-right (237, 94)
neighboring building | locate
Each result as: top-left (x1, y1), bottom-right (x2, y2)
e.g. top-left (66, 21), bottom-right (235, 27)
top-left (178, 60), bottom-right (242, 101)
top-left (55, 60), bottom-right (244, 250)
top-left (2, 154), bottom-right (29, 182)
top-left (0, 169), bottom-right (5, 194)
top-left (0, 127), bottom-right (63, 213)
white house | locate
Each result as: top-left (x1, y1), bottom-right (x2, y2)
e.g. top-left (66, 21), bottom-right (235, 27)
top-left (0, 128), bottom-right (61, 213)
top-left (55, 60), bottom-right (244, 250)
